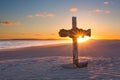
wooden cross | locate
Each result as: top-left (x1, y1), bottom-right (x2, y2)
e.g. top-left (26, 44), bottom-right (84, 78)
top-left (59, 16), bottom-right (91, 67)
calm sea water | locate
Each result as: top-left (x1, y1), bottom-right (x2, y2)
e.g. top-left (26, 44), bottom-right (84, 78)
top-left (0, 40), bottom-right (71, 50)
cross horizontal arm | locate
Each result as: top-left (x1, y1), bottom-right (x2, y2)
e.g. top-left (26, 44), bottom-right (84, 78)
top-left (59, 28), bottom-right (91, 38)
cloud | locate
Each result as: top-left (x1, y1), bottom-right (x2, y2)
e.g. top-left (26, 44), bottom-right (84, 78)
top-left (0, 21), bottom-right (20, 26)
top-left (35, 13), bottom-right (54, 17)
top-left (90, 9), bottom-right (111, 14)
top-left (27, 13), bottom-right (55, 18)
top-left (94, 9), bottom-right (103, 13)
top-left (35, 13), bottom-right (44, 17)
top-left (69, 8), bottom-right (78, 12)
top-left (46, 13), bottom-right (54, 17)
top-left (27, 15), bottom-right (33, 18)
top-left (105, 10), bottom-right (111, 14)
top-left (104, 1), bottom-right (110, 5)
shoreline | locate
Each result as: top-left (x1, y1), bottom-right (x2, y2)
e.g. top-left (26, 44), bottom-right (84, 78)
top-left (0, 43), bottom-right (73, 61)
top-left (0, 43), bottom-right (71, 51)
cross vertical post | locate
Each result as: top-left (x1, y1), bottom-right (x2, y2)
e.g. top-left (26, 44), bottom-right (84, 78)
top-left (72, 17), bottom-right (78, 65)
top-left (72, 17), bottom-right (77, 29)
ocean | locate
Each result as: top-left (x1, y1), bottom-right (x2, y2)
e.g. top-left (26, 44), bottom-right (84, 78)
top-left (0, 40), bottom-right (71, 50)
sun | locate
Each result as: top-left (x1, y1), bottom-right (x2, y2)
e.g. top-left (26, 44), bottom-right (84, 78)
top-left (77, 36), bottom-right (90, 43)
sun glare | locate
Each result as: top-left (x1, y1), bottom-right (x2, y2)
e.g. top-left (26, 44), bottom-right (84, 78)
top-left (77, 36), bottom-right (90, 43)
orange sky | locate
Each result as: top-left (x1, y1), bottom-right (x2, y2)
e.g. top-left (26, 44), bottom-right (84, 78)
top-left (0, 0), bottom-right (120, 40)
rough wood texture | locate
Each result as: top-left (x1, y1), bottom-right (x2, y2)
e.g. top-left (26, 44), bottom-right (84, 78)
top-left (72, 17), bottom-right (79, 65)
top-left (72, 38), bottom-right (78, 65)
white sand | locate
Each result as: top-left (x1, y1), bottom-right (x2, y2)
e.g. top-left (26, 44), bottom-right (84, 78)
top-left (0, 56), bottom-right (120, 80)
top-left (0, 40), bottom-right (120, 80)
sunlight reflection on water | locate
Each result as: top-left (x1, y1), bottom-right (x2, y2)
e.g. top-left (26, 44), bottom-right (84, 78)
top-left (0, 40), bottom-right (72, 50)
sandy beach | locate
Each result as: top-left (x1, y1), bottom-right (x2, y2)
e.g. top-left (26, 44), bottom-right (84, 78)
top-left (0, 40), bottom-right (120, 80)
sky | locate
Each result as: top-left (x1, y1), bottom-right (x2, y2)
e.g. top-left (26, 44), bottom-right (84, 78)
top-left (0, 0), bottom-right (120, 40)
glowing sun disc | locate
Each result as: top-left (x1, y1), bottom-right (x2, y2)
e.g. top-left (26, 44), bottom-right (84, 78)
top-left (78, 36), bottom-right (89, 43)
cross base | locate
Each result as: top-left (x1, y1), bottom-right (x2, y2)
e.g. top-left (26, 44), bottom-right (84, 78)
top-left (76, 61), bottom-right (88, 68)
top-left (62, 61), bottom-right (88, 69)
